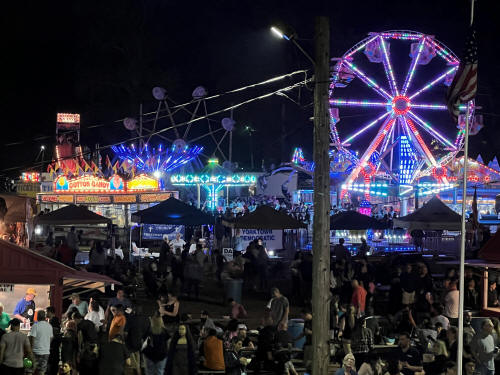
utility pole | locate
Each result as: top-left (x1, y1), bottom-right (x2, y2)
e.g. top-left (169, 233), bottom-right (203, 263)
top-left (312, 15), bottom-right (331, 375)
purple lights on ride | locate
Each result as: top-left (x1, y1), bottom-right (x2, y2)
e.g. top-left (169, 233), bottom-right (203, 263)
top-left (329, 30), bottom-right (465, 196)
top-left (111, 143), bottom-right (203, 174)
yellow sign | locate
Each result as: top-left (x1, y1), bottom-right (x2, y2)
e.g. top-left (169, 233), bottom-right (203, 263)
top-left (57, 113), bottom-right (80, 124)
top-left (127, 174), bottom-right (159, 191)
top-left (139, 192), bottom-right (174, 203)
top-left (113, 195), bottom-right (137, 203)
top-left (76, 195), bottom-right (112, 204)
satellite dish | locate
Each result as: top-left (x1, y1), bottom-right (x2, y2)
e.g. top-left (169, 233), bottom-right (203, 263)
top-left (172, 138), bottom-right (187, 152)
top-left (222, 160), bottom-right (234, 171)
top-left (221, 117), bottom-right (235, 132)
top-left (152, 87), bottom-right (167, 100)
top-left (123, 117), bottom-right (137, 131)
top-left (192, 86), bottom-right (207, 99)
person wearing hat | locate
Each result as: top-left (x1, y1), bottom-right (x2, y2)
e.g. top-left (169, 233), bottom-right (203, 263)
top-left (64, 294), bottom-right (88, 318)
top-left (13, 287), bottom-right (37, 324)
top-left (200, 310), bottom-right (216, 337)
top-left (0, 318), bottom-right (34, 374)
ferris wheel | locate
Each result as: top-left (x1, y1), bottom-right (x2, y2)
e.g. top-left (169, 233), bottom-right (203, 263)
top-left (123, 85), bottom-right (237, 170)
top-left (329, 30), bottom-right (464, 196)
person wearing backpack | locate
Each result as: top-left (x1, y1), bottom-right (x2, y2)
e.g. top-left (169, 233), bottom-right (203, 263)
top-left (142, 312), bottom-right (169, 375)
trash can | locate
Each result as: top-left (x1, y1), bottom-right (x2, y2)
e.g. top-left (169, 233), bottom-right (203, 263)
top-left (288, 319), bottom-right (305, 349)
top-left (224, 279), bottom-right (243, 304)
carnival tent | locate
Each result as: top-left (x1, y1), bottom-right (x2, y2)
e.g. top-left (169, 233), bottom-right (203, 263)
top-left (131, 197), bottom-right (214, 225)
top-left (330, 210), bottom-right (388, 230)
top-left (222, 205), bottom-right (306, 229)
top-left (0, 239), bottom-right (118, 317)
top-left (35, 205), bottom-right (111, 225)
top-left (478, 231), bottom-right (500, 262)
top-left (393, 196), bottom-right (461, 231)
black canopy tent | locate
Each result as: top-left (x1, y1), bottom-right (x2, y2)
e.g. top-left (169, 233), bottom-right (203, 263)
top-left (222, 205), bottom-right (306, 229)
top-left (393, 196), bottom-right (461, 230)
top-left (330, 210), bottom-right (388, 230)
top-left (35, 204), bottom-right (111, 225)
top-left (131, 197), bottom-right (214, 225)
top-left (222, 205), bottom-right (306, 257)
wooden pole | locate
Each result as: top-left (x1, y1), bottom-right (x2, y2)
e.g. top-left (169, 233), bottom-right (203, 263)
top-left (312, 15), bottom-right (331, 375)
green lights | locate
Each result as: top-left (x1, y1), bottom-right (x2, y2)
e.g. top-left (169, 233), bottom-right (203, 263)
top-left (170, 174), bottom-right (257, 186)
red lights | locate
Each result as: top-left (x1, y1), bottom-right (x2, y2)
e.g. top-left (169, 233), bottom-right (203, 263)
top-left (392, 95), bottom-right (411, 115)
top-left (431, 166), bottom-right (447, 180)
top-left (22, 172), bottom-right (40, 183)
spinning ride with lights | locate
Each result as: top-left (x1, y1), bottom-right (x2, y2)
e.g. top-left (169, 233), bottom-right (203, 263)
top-left (329, 30), bottom-right (467, 199)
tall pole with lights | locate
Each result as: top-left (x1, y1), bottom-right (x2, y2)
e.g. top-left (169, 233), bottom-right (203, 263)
top-left (271, 18), bottom-right (331, 373)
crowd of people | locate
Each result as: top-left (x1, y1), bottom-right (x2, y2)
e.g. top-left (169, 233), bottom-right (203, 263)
top-left (3, 207), bottom-right (500, 375)
top-left (3, 248), bottom-right (498, 375)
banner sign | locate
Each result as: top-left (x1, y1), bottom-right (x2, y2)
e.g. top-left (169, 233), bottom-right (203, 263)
top-left (222, 248), bottom-right (233, 261)
top-left (76, 195), bottom-right (112, 204)
top-left (139, 192), bottom-right (176, 202)
top-left (57, 113), bottom-right (80, 130)
top-left (113, 195), bottom-right (137, 203)
top-left (0, 284), bottom-right (14, 293)
top-left (40, 194), bottom-right (74, 203)
top-left (38, 191), bottom-right (179, 204)
top-left (127, 174), bottom-right (159, 191)
top-left (142, 224), bottom-right (184, 241)
top-left (239, 229), bottom-right (283, 250)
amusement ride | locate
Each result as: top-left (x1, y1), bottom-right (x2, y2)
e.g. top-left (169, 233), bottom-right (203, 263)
top-left (326, 30), bottom-right (494, 212)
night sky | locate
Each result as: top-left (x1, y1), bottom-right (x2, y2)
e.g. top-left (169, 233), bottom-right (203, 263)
top-left (1, 0), bottom-right (499, 179)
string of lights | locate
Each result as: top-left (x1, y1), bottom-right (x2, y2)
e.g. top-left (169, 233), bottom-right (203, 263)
top-left (2, 69), bottom-right (311, 148)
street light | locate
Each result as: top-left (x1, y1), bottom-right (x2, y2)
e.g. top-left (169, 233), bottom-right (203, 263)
top-left (270, 26), bottom-right (290, 40)
top-left (270, 25), bottom-right (315, 67)
top-left (272, 18), bottom-right (331, 374)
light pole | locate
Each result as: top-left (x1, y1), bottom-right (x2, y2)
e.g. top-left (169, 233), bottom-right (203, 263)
top-left (271, 18), bottom-right (331, 374)
top-left (244, 125), bottom-right (255, 170)
top-left (270, 26), bottom-right (316, 67)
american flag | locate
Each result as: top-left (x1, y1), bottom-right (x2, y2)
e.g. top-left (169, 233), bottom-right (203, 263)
top-left (446, 28), bottom-right (478, 122)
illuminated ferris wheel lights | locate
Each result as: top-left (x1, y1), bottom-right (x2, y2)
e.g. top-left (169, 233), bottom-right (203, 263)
top-left (345, 35), bottom-right (379, 58)
top-left (332, 31), bottom-right (463, 188)
top-left (425, 38), bottom-right (459, 64)
top-left (408, 111), bottom-right (455, 149)
top-left (379, 36), bottom-right (399, 96)
top-left (409, 66), bottom-right (458, 100)
top-left (341, 112), bottom-right (390, 146)
top-left (391, 95), bottom-right (411, 116)
top-left (329, 99), bottom-right (387, 107)
top-left (343, 60), bottom-right (392, 100)
top-left (402, 38), bottom-right (426, 96)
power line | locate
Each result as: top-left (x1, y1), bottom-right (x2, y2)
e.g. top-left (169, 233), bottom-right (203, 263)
top-left (2, 69), bottom-right (311, 148)
top-left (0, 79), bottom-right (312, 173)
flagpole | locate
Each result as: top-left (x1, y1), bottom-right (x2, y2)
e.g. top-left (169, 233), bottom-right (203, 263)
top-left (458, 3), bottom-right (475, 374)
top-left (457, 102), bottom-right (470, 375)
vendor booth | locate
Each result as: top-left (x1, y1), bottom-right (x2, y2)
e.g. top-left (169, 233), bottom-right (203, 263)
top-left (394, 196), bottom-right (462, 255)
top-left (34, 205), bottom-right (112, 253)
top-left (0, 239), bottom-right (118, 318)
top-left (222, 205), bottom-right (306, 257)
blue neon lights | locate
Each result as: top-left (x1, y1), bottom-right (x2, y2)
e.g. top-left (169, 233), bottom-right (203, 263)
top-left (111, 143), bottom-right (203, 174)
top-left (399, 135), bottom-right (418, 184)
